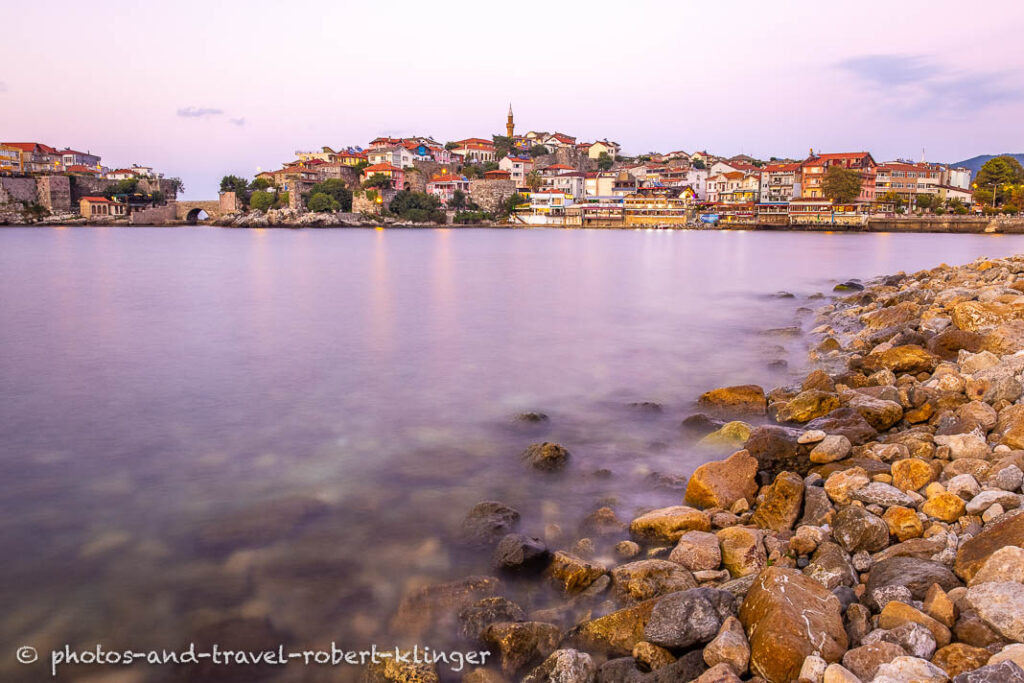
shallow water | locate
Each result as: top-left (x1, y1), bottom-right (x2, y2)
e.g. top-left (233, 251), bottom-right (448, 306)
top-left (1, 227), bottom-right (1022, 680)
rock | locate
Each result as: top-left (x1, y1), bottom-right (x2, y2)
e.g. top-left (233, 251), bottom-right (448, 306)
top-left (685, 451), bottom-right (760, 510)
top-left (998, 407), bottom-right (1024, 450)
top-left (872, 656), bottom-right (949, 683)
top-left (632, 641), bottom-right (676, 672)
top-left (931, 643), bottom-right (992, 678)
top-left (935, 433), bottom-right (991, 461)
top-left (746, 425), bottom-right (814, 476)
top-left (878, 601), bottom-right (952, 648)
top-left (751, 471), bottom-right (805, 532)
top-left (523, 442), bottom-right (571, 472)
top-left (703, 616), bottom-right (750, 674)
top-left (860, 345), bottom-right (939, 375)
top-left (580, 507), bottom-right (628, 537)
top-left (811, 435), bottom-right (854, 464)
top-left (825, 467), bottom-right (872, 505)
top-left (392, 576), bottom-right (499, 637)
top-left (739, 567), bottom-right (848, 683)
top-left (800, 655), bottom-right (829, 683)
top-left (852, 482), bottom-right (915, 507)
top-left (364, 659), bottom-right (440, 683)
top-left (965, 581), bottom-right (1024, 642)
top-left (841, 391), bottom-right (904, 431)
top-left (460, 502), bottom-right (521, 547)
top-left (867, 557), bottom-right (961, 609)
top-left (892, 458), bottom-right (938, 492)
top-left (804, 541), bottom-right (858, 589)
top-left (989, 644), bottom-right (1024, 670)
top-left (195, 496), bottom-right (329, 554)
top-left (803, 485), bottom-right (837, 526)
top-left (865, 302), bottom-right (921, 329)
top-left (800, 429), bottom-right (829, 444)
top-left (698, 385), bottom-right (768, 416)
top-left (630, 506), bottom-right (711, 543)
top-left (954, 610), bottom-right (1007, 649)
top-left (922, 493), bottom-right (967, 523)
top-left (966, 490), bottom-right (1021, 516)
top-left (883, 506), bottom-right (924, 541)
top-left (522, 649), bottom-right (597, 683)
top-left (694, 662), bottom-right (744, 683)
top-left (516, 411), bottom-right (549, 423)
top-left (970, 547), bottom-right (1024, 586)
top-left (982, 321), bottom-right (1024, 356)
top-left (611, 560), bottom-right (697, 604)
top-left (458, 597), bottom-right (527, 640)
top-left (846, 603), bottom-right (873, 648)
top-left (492, 534), bottom-right (550, 573)
top-left (822, 663), bottom-right (862, 683)
top-left (701, 421), bottom-right (754, 448)
top-left (956, 512), bottom-right (1024, 582)
top-left (570, 601), bottom-right (657, 656)
top-left (951, 661), bottom-right (1024, 683)
top-left (547, 551), bottom-right (606, 594)
top-left (718, 526), bottom-right (768, 578)
top-left (616, 540), bottom-right (642, 559)
top-left (929, 329), bottom-right (984, 361)
top-left (948, 475), bottom-right (983, 500)
top-left (669, 531), bottom-right (722, 572)
top-left (777, 390), bottom-right (842, 423)
top-left (865, 622), bottom-right (937, 659)
top-left (832, 505), bottom-right (889, 553)
top-left (924, 584), bottom-right (958, 629)
top-left (481, 621), bottom-right (562, 676)
top-left (952, 301), bottom-right (1023, 332)
top-left (644, 587), bottom-right (736, 649)
top-left (806, 408), bottom-right (879, 446)
top-left (842, 643), bottom-right (905, 681)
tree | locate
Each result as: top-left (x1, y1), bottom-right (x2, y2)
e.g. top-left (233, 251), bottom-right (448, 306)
top-left (597, 152), bottom-right (614, 171)
top-left (499, 192), bottom-right (526, 218)
top-left (307, 178), bottom-right (352, 211)
top-left (462, 165), bottom-right (481, 179)
top-left (388, 190), bottom-right (444, 223)
top-left (915, 193), bottom-right (936, 212)
top-left (493, 135), bottom-right (514, 160)
top-left (949, 198), bottom-right (968, 215)
top-left (975, 156), bottom-right (1024, 206)
top-left (450, 189), bottom-right (467, 211)
top-left (529, 145), bottom-right (550, 158)
top-left (879, 191), bottom-right (904, 209)
top-left (149, 190), bottom-right (165, 205)
top-left (166, 177), bottom-right (185, 196)
top-left (445, 141), bottom-right (459, 151)
top-left (524, 171), bottom-right (542, 192)
top-left (250, 191), bottom-right (275, 211)
top-left (362, 174), bottom-right (393, 190)
top-left (692, 159), bottom-right (706, 169)
top-left (307, 192), bottom-right (340, 212)
top-left (249, 177), bottom-right (273, 192)
top-left (105, 177), bottom-right (139, 197)
top-left (821, 166), bottom-right (863, 204)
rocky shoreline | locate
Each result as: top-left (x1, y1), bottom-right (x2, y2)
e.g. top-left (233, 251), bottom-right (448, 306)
top-left (372, 255), bottom-right (1024, 683)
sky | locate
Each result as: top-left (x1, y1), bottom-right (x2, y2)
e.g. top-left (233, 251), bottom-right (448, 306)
top-left (2, 0), bottom-right (1023, 199)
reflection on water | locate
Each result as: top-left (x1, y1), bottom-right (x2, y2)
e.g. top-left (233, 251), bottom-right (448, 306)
top-left (1, 227), bottom-right (1022, 680)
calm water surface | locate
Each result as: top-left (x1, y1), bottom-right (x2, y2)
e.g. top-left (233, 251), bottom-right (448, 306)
top-left (2, 227), bottom-right (1023, 681)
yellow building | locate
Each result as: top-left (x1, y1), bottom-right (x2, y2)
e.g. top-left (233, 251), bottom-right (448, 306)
top-left (623, 187), bottom-right (695, 226)
top-left (0, 145), bottom-right (24, 173)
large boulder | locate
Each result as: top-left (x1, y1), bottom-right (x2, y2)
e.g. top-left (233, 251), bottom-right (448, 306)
top-left (698, 385), bottom-right (767, 416)
top-left (685, 450), bottom-right (760, 510)
top-left (775, 390), bottom-right (841, 424)
top-left (481, 621), bottom-right (562, 676)
top-left (866, 557), bottom-right (962, 609)
top-left (750, 472), bottom-right (805, 532)
top-left (644, 588), bottom-right (736, 649)
top-left (954, 511), bottom-right (1024, 582)
top-left (860, 344), bottom-right (939, 375)
top-left (611, 560), bottom-right (697, 605)
top-left (669, 531), bottom-right (722, 572)
top-left (952, 301), bottom-right (1024, 332)
top-left (952, 661), bottom-right (1024, 683)
top-left (718, 526), bottom-right (767, 578)
top-left (459, 501), bottom-right (521, 546)
top-left (805, 408), bottom-right (879, 446)
top-left (739, 567), bottom-right (848, 683)
top-left (522, 442), bottom-right (571, 472)
top-left (547, 551), bottom-right (607, 595)
top-left (570, 601), bottom-right (657, 656)
top-left (965, 582), bottom-right (1024, 642)
top-left (522, 649), bottom-right (596, 683)
top-left (981, 320), bottom-right (1024, 355)
top-left (630, 506), bottom-right (711, 544)
top-left (745, 426), bottom-right (813, 476)
top-left (832, 505), bottom-right (889, 554)
top-left (840, 391), bottom-right (904, 431)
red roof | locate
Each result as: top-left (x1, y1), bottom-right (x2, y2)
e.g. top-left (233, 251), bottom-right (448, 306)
top-left (454, 138), bottom-right (494, 147)
top-left (549, 133), bottom-right (576, 143)
top-left (545, 164), bottom-right (574, 171)
top-left (3, 142), bottom-right (58, 154)
top-left (763, 163), bottom-right (801, 172)
top-left (109, 168), bottom-right (136, 174)
top-left (81, 196), bottom-right (112, 203)
top-left (66, 165), bottom-right (98, 173)
top-left (363, 163), bottom-right (401, 173)
top-left (484, 170), bottom-right (511, 178)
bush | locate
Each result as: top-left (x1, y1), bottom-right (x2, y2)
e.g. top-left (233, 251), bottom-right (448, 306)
top-left (529, 145), bottom-right (550, 157)
top-left (308, 178), bottom-right (352, 212)
top-left (953, 203), bottom-right (968, 215)
top-left (454, 211), bottom-right (490, 224)
top-left (307, 192), bottom-right (340, 212)
top-left (250, 190), bottom-right (275, 211)
top-left (363, 174), bottom-right (393, 190)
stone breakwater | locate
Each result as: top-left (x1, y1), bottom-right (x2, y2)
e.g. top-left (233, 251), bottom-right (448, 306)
top-left (368, 255), bottom-right (1024, 683)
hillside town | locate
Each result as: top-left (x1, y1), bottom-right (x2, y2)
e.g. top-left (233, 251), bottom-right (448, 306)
top-left (0, 141), bottom-right (181, 224)
top-left (3, 108), bottom-right (1023, 228)
top-left (218, 106), bottom-right (1019, 229)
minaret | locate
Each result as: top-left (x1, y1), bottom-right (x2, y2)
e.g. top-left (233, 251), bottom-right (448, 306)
top-left (506, 104), bottom-right (515, 139)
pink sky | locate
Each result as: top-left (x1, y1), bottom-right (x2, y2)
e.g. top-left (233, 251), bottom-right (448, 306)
top-left (2, 0), bottom-right (1023, 198)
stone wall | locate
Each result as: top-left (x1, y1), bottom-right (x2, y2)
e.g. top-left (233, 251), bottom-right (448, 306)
top-left (0, 177), bottom-right (38, 205)
top-left (219, 192), bottom-right (239, 214)
top-left (129, 204), bottom-right (176, 225)
top-left (36, 175), bottom-right (71, 211)
top-left (353, 188), bottom-right (396, 214)
top-left (468, 179), bottom-right (518, 213)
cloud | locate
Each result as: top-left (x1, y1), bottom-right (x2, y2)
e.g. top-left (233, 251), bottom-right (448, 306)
top-left (228, 117), bottom-right (246, 126)
top-left (177, 106), bottom-right (223, 118)
top-left (837, 54), bottom-right (1023, 115)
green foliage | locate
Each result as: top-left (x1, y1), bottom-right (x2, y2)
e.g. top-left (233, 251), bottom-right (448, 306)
top-left (499, 192), bottom-right (526, 217)
top-left (22, 202), bottom-right (50, 223)
top-left (949, 198), bottom-right (968, 214)
top-left (821, 166), bottom-right (863, 204)
top-left (879, 191), bottom-right (904, 208)
top-left (482, 161), bottom-right (499, 173)
top-left (149, 190), bottom-right (165, 205)
top-left (445, 141), bottom-right (459, 151)
top-left (597, 152), bottom-right (613, 171)
top-left (525, 171), bottom-right (542, 192)
top-left (219, 174), bottom-right (250, 199)
top-left (165, 177), bottom-right (185, 196)
top-left (250, 190), bottom-right (275, 212)
top-left (915, 193), bottom-right (936, 211)
top-left (529, 145), bottom-right (550, 158)
top-left (493, 135), bottom-right (513, 160)
top-left (307, 192), bottom-right (340, 212)
top-left (307, 178), bottom-right (352, 212)
top-left (352, 160), bottom-right (369, 174)
top-left (692, 159), bottom-right (706, 169)
top-left (277, 192), bottom-right (289, 208)
top-left (450, 189), bottom-right (467, 211)
top-left (104, 177), bottom-right (139, 197)
top-left (363, 173), bottom-right (393, 189)
top-left (249, 177), bottom-right (273, 192)
top-left (462, 165), bottom-right (481, 179)
top-left (976, 155), bottom-right (1024, 205)
top-left (454, 210), bottom-right (490, 224)
top-left (388, 190), bottom-right (441, 222)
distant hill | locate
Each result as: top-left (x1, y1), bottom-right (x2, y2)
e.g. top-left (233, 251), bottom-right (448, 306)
top-left (948, 153), bottom-right (1024, 178)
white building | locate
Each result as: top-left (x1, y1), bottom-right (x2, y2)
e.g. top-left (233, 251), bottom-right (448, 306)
top-left (367, 146), bottom-right (414, 169)
top-left (498, 156), bottom-right (534, 185)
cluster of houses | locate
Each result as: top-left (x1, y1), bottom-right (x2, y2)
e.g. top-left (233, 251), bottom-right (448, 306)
top-left (0, 141), bottom-right (163, 182)
top-left (244, 106), bottom-right (978, 226)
